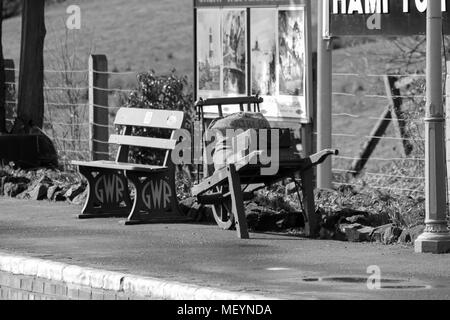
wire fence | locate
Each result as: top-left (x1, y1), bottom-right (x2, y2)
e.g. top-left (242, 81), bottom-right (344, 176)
top-left (4, 47), bottom-right (435, 198)
top-left (4, 64), bottom-right (140, 170)
top-left (327, 69), bottom-right (430, 196)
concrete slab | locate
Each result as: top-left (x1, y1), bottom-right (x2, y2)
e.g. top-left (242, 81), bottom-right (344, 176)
top-left (0, 197), bottom-right (450, 299)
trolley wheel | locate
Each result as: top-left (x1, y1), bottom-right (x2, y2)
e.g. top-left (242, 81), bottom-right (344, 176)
top-left (211, 186), bottom-right (235, 230)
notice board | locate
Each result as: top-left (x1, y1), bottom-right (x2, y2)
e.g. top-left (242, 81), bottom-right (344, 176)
top-left (194, 0), bottom-right (313, 124)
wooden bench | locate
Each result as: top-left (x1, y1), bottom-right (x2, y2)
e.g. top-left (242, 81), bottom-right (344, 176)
top-left (72, 107), bottom-right (190, 225)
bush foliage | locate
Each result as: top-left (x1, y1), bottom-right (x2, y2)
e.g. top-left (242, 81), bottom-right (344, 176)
top-left (124, 71), bottom-right (194, 165)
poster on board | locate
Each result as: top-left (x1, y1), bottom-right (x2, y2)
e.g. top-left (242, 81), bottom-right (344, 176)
top-left (250, 7), bottom-right (306, 120)
top-left (277, 8), bottom-right (306, 119)
top-left (197, 10), bottom-right (222, 98)
top-left (194, 1), bottom-right (310, 123)
top-left (222, 9), bottom-right (247, 97)
top-left (251, 8), bottom-right (277, 97)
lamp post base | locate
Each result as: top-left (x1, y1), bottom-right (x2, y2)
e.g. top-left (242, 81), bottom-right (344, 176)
top-left (415, 231), bottom-right (450, 254)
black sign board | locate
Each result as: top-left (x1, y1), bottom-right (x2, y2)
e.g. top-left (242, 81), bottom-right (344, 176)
top-left (325, 0), bottom-right (450, 36)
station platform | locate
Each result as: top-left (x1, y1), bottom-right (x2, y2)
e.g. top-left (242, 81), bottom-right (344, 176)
top-left (0, 197), bottom-right (449, 300)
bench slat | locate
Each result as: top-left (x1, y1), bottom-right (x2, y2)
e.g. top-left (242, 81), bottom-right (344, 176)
top-left (109, 135), bottom-right (177, 150)
top-left (114, 108), bottom-right (184, 129)
top-left (71, 161), bottom-right (168, 173)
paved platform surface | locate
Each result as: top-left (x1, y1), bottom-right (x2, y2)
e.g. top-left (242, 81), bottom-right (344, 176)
top-left (0, 197), bottom-right (449, 300)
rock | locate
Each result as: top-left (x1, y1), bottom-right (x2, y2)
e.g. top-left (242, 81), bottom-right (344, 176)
top-left (319, 226), bottom-right (347, 241)
top-left (346, 226), bottom-right (375, 242)
top-left (0, 176), bottom-right (9, 195)
top-left (338, 223), bottom-right (362, 234)
top-left (64, 184), bottom-right (86, 201)
top-left (371, 224), bottom-right (403, 244)
top-left (187, 202), bottom-right (206, 222)
top-left (276, 212), bottom-right (303, 230)
top-left (35, 175), bottom-right (53, 187)
top-left (345, 214), bottom-right (371, 225)
top-left (30, 183), bottom-right (49, 201)
top-left (54, 190), bottom-right (67, 202)
top-left (179, 197), bottom-right (196, 215)
top-left (72, 190), bottom-right (88, 206)
top-left (3, 182), bottom-right (28, 197)
top-left (371, 224), bottom-right (392, 243)
top-left (285, 182), bottom-right (298, 196)
top-left (246, 212), bottom-right (260, 230)
top-left (47, 185), bottom-right (62, 201)
top-left (15, 189), bottom-right (31, 200)
top-left (382, 226), bottom-right (403, 245)
top-left (28, 183), bottom-right (48, 201)
top-left (399, 225), bottom-right (425, 244)
top-left (202, 206), bottom-right (214, 223)
top-left (245, 202), bottom-right (260, 216)
top-left (3, 176), bottom-right (30, 185)
top-left (17, 180), bottom-right (51, 201)
top-left (319, 226), bottom-right (334, 240)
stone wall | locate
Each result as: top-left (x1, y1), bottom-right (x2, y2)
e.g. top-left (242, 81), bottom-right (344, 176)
top-left (0, 271), bottom-right (143, 300)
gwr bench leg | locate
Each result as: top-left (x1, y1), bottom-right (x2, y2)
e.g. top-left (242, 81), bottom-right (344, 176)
top-left (123, 172), bottom-right (146, 223)
top-left (123, 168), bottom-right (190, 225)
top-left (300, 168), bottom-right (320, 238)
top-left (78, 167), bottom-right (132, 219)
top-left (227, 164), bottom-right (249, 239)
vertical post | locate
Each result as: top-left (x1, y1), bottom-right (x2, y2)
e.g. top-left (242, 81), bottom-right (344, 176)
top-left (446, 62), bottom-right (450, 203)
top-left (4, 60), bottom-right (15, 132)
top-left (89, 54), bottom-right (109, 161)
top-left (193, 0), bottom-right (198, 102)
top-left (317, 0), bottom-right (333, 189)
top-left (301, 123), bottom-right (319, 238)
top-left (14, 0), bottom-right (46, 133)
top-left (415, 0), bottom-right (450, 254)
top-left (0, 0), bottom-right (3, 133)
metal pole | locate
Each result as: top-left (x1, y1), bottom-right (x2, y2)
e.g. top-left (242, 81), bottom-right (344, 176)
top-left (317, 0), bottom-right (333, 189)
top-left (415, 0), bottom-right (450, 254)
top-left (446, 62), bottom-right (450, 202)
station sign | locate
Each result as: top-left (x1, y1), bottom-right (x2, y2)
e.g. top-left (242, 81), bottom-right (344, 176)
top-left (325, 0), bottom-right (450, 37)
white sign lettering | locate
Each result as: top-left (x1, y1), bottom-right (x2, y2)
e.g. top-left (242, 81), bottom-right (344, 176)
top-left (331, 0), bottom-right (447, 15)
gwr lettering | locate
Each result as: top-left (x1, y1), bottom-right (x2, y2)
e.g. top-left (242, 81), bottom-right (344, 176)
top-left (142, 179), bottom-right (172, 210)
top-left (94, 175), bottom-right (125, 204)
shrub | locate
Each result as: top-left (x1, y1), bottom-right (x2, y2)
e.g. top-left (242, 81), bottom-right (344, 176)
top-left (124, 71), bottom-right (194, 165)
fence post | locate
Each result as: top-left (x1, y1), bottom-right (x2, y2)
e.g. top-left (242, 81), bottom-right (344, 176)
top-left (88, 54), bottom-right (109, 161)
top-left (3, 59), bottom-right (15, 131)
top-left (4, 59), bottom-right (15, 89)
